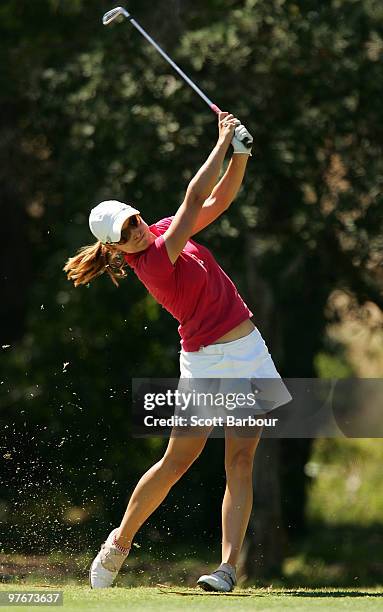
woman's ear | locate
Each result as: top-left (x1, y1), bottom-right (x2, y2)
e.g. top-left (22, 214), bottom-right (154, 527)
top-left (108, 243), bottom-right (126, 255)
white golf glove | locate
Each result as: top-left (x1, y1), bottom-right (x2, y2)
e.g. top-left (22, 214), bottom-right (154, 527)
top-left (232, 123), bottom-right (253, 155)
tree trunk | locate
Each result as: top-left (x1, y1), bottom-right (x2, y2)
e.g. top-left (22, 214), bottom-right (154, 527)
top-left (241, 438), bottom-right (287, 581)
top-left (239, 233), bottom-right (286, 580)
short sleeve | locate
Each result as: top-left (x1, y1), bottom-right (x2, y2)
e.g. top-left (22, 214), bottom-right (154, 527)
top-left (136, 234), bottom-right (174, 282)
top-left (153, 216), bottom-right (174, 236)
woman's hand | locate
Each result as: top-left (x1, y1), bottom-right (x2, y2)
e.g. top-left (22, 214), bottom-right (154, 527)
top-left (218, 112), bottom-right (240, 147)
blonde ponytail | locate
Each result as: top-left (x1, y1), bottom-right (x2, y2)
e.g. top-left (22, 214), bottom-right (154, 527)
top-left (63, 241), bottom-right (127, 288)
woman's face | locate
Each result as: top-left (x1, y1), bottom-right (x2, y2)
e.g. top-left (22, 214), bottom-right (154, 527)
top-left (109, 214), bottom-right (156, 254)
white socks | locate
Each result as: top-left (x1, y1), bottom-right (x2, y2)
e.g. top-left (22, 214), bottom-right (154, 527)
top-left (112, 534), bottom-right (131, 555)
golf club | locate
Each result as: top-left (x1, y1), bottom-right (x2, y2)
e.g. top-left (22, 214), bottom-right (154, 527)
top-left (102, 6), bottom-right (252, 147)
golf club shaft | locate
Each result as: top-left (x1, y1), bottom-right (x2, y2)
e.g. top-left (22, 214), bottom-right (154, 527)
top-left (121, 14), bottom-right (221, 115)
top-left (103, 7), bottom-right (253, 148)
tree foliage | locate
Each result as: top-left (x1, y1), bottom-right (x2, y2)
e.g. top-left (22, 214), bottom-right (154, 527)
top-left (0, 0), bottom-right (382, 567)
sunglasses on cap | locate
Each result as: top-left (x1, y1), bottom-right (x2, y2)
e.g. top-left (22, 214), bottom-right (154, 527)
top-left (116, 214), bottom-right (141, 244)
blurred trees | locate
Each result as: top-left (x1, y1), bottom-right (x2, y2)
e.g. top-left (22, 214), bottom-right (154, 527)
top-left (0, 0), bottom-right (382, 581)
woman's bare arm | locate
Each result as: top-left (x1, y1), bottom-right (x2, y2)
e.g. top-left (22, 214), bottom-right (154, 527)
top-left (163, 114), bottom-right (236, 264)
top-left (191, 153), bottom-right (250, 235)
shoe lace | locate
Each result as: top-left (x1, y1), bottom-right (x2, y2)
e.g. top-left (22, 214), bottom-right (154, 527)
top-left (212, 568), bottom-right (236, 587)
top-left (100, 544), bottom-right (128, 573)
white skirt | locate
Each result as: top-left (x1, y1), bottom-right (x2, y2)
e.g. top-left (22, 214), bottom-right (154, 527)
top-left (177, 327), bottom-right (292, 420)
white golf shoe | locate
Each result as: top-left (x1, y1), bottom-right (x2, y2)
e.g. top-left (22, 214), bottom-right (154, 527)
top-left (89, 528), bottom-right (130, 589)
top-left (197, 562), bottom-right (237, 592)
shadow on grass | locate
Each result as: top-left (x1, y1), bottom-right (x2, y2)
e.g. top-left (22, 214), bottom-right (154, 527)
top-left (157, 587), bottom-right (253, 597)
top-left (155, 587), bottom-right (383, 599)
top-left (277, 590), bottom-right (383, 598)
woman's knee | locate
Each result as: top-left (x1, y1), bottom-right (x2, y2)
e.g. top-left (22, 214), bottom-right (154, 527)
top-left (225, 448), bottom-right (256, 477)
top-left (161, 441), bottom-right (205, 478)
top-left (160, 453), bottom-right (197, 478)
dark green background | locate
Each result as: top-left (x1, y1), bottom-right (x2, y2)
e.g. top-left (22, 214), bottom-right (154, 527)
top-left (1, 0), bottom-right (382, 582)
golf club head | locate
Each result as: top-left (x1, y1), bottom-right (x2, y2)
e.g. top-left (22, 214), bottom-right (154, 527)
top-left (102, 6), bottom-right (130, 25)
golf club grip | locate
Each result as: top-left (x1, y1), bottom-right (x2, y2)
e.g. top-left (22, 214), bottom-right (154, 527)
top-left (211, 105), bottom-right (252, 149)
top-left (211, 104), bottom-right (221, 114)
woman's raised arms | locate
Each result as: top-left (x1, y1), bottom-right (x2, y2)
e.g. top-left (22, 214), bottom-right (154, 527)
top-left (163, 113), bottom-right (237, 265)
top-left (191, 153), bottom-right (250, 236)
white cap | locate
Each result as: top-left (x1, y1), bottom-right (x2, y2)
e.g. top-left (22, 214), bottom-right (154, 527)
top-left (89, 200), bottom-right (140, 243)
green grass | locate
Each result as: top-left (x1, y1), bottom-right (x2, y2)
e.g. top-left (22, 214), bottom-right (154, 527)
top-left (2, 522), bottom-right (383, 590)
top-left (1, 585), bottom-right (383, 611)
top-left (2, 441), bottom-right (383, 605)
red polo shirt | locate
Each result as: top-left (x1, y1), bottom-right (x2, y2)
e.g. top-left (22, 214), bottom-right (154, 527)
top-left (124, 217), bottom-right (253, 351)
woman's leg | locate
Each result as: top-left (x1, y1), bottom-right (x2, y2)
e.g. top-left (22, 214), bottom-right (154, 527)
top-left (115, 427), bottom-right (212, 549)
top-left (221, 426), bottom-right (263, 567)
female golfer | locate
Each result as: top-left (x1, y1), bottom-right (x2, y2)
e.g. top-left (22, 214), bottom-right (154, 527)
top-left (64, 112), bottom-right (290, 592)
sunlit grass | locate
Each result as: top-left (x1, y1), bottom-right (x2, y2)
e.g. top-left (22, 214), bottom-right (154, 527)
top-left (0, 585), bottom-right (383, 612)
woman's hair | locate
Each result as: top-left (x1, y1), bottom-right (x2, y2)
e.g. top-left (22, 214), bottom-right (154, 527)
top-left (63, 241), bottom-right (127, 288)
